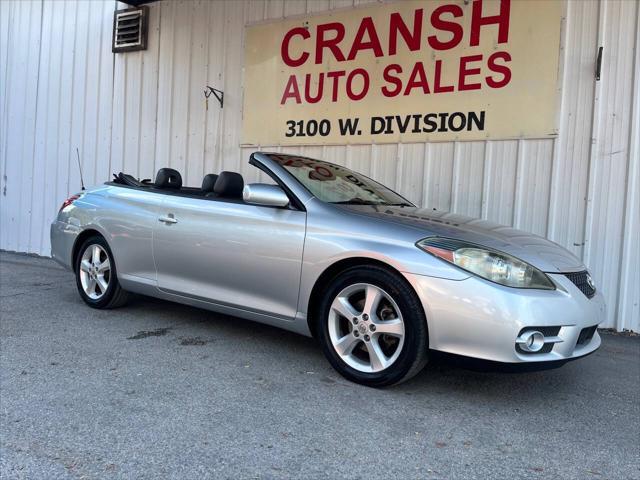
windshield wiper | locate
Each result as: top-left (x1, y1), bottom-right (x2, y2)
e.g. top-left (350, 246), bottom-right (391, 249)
top-left (331, 199), bottom-right (415, 207)
top-left (330, 199), bottom-right (382, 205)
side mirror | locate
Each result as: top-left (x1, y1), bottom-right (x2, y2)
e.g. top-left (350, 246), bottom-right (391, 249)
top-left (243, 183), bottom-right (290, 208)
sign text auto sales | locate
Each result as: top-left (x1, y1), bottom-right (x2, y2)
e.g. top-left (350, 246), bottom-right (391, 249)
top-left (242, 0), bottom-right (562, 145)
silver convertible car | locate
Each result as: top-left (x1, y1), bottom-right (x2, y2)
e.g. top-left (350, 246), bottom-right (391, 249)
top-left (51, 152), bottom-right (605, 386)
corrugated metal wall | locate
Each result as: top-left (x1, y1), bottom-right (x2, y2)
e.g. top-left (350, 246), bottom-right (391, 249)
top-left (1, 0), bottom-right (638, 331)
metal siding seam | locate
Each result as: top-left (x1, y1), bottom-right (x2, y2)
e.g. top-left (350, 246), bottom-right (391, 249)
top-left (616, 0), bottom-right (640, 331)
top-left (183, 2), bottom-right (195, 185)
top-left (43, 2), bottom-right (67, 255)
top-left (34, 0), bottom-right (54, 255)
top-left (215, 0), bottom-right (229, 173)
top-left (7, 0), bottom-right (20, 250)
top-left (167, 1), bottom-right (177, 171)
top-left (450, 141), bottom-right (460, 213)
top-left (154, 0), bottom-right (175, 173)
top-left (26, 0), bottom-right (45, 253)
top-left (64, 0), bottom-right (79, 204)
top-left (107, 1), bottom-right (118, 183)
top-left (0, 1), bottom-right (13, 249)
top-left (395, 142), bottom-right (405, 198)
top-left (121, 47), bottom-right (128, 173)
top-left (91, 1), bottom-right (105, 187)
top-left (200, 0), bottom-right (212, 181)
top-left (512, 139), bottom-right (525, 229)
top-left (204, 1), bottom-right (223, 176)
top-left (12, 1), bottom-right (28, 251)
top-left (582, 0), bottom-right (605, 274)
top-left (17, 0), bottom-right (38, 252)
top-left (151, 2), bottom-right (162, 177)
top-left (78, 1), bottom-right (91, 190)
top-left (135, 53), bottom-right (143, 179)
top-left (419, 142), bottom-right (429, 207)
top-left (480, 140), bottom-right (492, 220)
top-left (1, 1), bottom-right (17, 250)
top-left (544, 139), bottom-right (556, 239)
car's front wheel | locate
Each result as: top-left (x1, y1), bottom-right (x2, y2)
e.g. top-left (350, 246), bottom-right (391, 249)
top-left (75, 235), bottom-right (129, 309)
top-left (317, 265), bottom-right (429, 387)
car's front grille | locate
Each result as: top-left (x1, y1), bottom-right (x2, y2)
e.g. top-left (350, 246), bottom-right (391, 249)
top-left (564, 271), bottom-right (596, 299)
top-left (577, 325), bottom-right (597, 345)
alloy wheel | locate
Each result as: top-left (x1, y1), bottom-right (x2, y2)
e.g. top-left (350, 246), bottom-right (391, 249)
top-left (327, 283), bottom-right (405, 373)
top-left (79, 244), bottom-right (111, 300)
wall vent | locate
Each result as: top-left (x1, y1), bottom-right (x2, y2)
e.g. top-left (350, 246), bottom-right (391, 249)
top-left (112, 6), bottom-right (148, 53)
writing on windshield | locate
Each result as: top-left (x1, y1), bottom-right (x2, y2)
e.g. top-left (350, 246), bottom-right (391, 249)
top-left (271, 155), bottom-right (411, 206)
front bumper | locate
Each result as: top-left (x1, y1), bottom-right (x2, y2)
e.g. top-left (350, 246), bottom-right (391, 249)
top-left (403, 271), bottom-right (605, 364)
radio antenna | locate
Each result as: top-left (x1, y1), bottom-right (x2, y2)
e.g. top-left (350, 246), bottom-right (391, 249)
top-left (76, 147), bottom-right (85, 191)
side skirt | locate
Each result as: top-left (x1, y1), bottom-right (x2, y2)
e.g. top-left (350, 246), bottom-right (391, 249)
top-left (118, 275), bottom-right (311, 336)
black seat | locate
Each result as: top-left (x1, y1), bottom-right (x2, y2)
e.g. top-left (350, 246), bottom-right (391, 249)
top-left (208, 171), bottom-right (244, 199)
top-left (201, 173), bottom-right (219, 194)
top-left (155, 168), bottom-right (182, 189)
top-left (117, 172), bottom-right (142, 187)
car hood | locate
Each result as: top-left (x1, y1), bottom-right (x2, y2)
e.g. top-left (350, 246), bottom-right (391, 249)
top-left (338, 205), bottom-right (584, 273)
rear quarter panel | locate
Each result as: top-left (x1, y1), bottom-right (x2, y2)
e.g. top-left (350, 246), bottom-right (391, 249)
top-left (54, 185), bottom-right (164, 284)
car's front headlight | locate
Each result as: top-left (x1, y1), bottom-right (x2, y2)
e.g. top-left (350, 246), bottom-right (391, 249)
top-left (417, 237), bottom-right (555, 290)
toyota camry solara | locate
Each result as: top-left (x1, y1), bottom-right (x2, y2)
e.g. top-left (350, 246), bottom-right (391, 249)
top-left (51, 152), bottom-right (605, 387)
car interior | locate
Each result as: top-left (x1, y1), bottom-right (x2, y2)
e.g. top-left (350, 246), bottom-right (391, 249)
top-left (112, 168), bottom-right (246, 201)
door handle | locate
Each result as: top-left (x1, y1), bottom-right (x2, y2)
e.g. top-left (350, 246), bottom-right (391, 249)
top-left (158, 215), bottom-right (178, 224)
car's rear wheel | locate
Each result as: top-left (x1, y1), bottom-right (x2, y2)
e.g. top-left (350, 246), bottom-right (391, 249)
top-left (75, 235), bottom-right (129, 309)
top-left (317, 265), bottom-right (429, 387)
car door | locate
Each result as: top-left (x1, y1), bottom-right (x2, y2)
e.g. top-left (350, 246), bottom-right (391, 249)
top-left (152, 194), bottom-right (306, 320)
top-left (104, 186), bottom-right (166, 284)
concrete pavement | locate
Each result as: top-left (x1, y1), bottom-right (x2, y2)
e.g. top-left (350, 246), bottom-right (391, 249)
top-left (1, 251), bottom-right (638, 479)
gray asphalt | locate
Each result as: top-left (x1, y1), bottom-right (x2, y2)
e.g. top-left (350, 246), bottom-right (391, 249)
top-left (0, 251), bottom-right (638, 480)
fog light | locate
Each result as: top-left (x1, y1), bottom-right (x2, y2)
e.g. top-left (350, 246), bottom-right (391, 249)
top-left (518, 330), bottom-right (545, 353)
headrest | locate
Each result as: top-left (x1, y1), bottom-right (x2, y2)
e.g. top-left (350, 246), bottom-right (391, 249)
top-left (214, 171), bottom-right (244, 198)
top-left (201, 173), bottom-right (219, 192)
top-left (155, 168), bottom-right (182, 189)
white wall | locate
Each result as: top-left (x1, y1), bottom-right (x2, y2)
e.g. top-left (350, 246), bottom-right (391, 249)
top-left (1, 0), bottom-right (638, 331)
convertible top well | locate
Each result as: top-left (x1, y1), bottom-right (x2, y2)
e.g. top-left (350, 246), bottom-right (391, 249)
top-left (112, 168), bottom-right (245, 201)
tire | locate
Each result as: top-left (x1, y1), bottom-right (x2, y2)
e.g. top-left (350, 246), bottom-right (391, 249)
top-left (317, 265), bottom-right (429, 387)
top-left (74, 235), bottom-right (130, 309)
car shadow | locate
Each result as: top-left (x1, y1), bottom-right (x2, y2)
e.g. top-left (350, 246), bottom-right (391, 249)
top-left (118, 293), bottom-right (606, 406)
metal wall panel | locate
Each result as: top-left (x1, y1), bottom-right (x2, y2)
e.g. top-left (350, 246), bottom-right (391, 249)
top-left (0, 0), bottom-right (638, 331)
top-left (582, 0), bottom-right (639, 332)
top-left (618, 1), bottom-right (640, 333)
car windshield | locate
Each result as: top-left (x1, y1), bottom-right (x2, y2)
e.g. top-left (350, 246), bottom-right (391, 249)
top-left (269, 154), bottom-right (412, 206)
